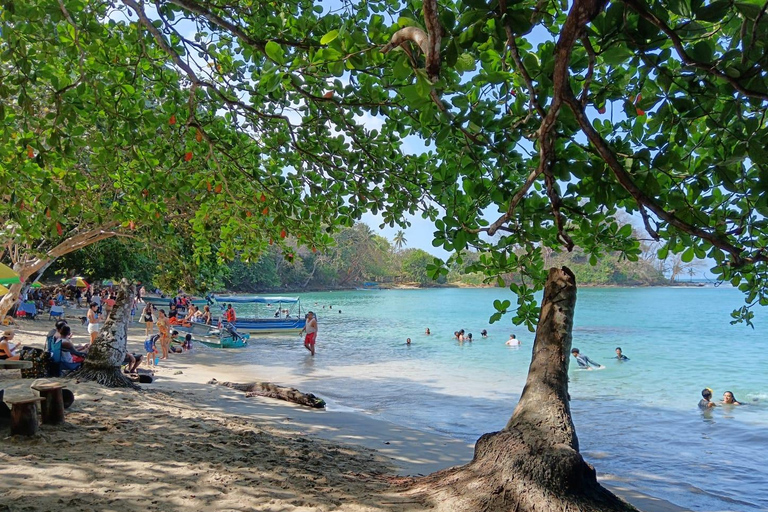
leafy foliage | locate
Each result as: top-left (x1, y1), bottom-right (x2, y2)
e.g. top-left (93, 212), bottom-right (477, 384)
top-left (2, 0), bottom-right (766, 327)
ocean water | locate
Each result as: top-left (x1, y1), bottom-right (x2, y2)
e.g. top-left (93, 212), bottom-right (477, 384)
top-left (223, 287), bottom-right (768, 511)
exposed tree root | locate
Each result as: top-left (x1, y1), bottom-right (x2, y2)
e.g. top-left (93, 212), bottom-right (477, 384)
top-left (70, 366), bottom-right (140, 390)
top-left (405, 429), bottom-right (637, 512)
top-left (403, 267), bottom-right (637, 512)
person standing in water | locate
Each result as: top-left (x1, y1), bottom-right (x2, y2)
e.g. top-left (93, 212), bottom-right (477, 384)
top-left (615, 347), bottom-right (629, 360)
top-left (302, 311), bottom-right (318, 356)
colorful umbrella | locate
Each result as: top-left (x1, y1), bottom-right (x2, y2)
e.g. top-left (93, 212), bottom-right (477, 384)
top-left (63, 276), bottom-right (89, 288)
top-left (0, 262), bottom-right (21, 285)
top-left (30, 282), bottom-right (43, 288)
top-left (0, 284), bottom-right (9, 296)
top-left (102, 279), bottom-right (115, 286)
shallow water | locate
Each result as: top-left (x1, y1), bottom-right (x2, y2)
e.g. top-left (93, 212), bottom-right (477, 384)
top-left (224, 286), bottom-right (768, 511)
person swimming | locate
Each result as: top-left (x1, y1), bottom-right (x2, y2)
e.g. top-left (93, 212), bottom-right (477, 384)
top-left (721, 391), bottom-right (742, 405)
top-left (480, 329), bottom-right (487, 338)
top-left (698, 388), bottom-right (716, 409)
top-left (571, 348), bottom-right (602, 369)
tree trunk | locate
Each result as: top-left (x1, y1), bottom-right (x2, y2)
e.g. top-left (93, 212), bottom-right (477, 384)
top-left (406, 267), bottom-right (637, 512)
top-left (69, 280), bottom-right (138, 389)
top-left (0, 257), bottom-right (50, 319)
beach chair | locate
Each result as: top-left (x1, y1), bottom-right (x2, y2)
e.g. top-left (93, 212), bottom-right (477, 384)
top-left (49, 305), bottom-right (65, 321)
top-left (16, 302), bottom-right (37, 320)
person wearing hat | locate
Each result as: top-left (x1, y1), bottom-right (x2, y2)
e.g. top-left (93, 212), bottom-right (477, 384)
top-left (0, 329), bottom-right (21, 360)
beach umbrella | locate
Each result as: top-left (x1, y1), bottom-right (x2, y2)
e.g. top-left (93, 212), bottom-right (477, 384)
top-left (63, 276), bottom-right (89, 288)
top-left (102, 279), bottom-right (114, 286)
top-left (0, 262), bottom-right (21, 285)
top-left (0, 284), bottom-right (9, 296)
top-left (30, 282), bottom-right (43, 288)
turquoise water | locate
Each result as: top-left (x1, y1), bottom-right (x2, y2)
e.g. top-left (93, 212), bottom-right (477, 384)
top-left (227, 287), bottom-right (768, 511)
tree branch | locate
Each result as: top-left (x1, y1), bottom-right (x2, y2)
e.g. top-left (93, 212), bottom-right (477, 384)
top-left (562, 88), bottom-right (767, 266)
top-left (422, 0), bottom-right (442, 82)
top-left (382, 27), bottom-right (430, 57)
top-left (623, 0), bottom-right (768, 101)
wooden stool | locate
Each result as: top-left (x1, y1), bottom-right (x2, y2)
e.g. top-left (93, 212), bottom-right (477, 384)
top-left (5, 397), bottom-right (45, 436)
top-left (31, 383), bottom-right (66, 425)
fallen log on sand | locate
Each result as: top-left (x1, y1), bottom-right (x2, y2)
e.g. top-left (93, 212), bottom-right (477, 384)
top-left (208, 379), bottom-right (326, 408)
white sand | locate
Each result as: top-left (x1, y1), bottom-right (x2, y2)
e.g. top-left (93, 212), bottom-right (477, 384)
top-left (0, 315), bottom-right (690, 511)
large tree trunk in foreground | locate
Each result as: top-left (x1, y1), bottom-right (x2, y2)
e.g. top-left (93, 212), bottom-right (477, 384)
top-left (70, 280), bottom-right (137, 389)
top-left (407, 267), bottom-right (636, 512)
top-left (208, 379), bottom-right (326, 408)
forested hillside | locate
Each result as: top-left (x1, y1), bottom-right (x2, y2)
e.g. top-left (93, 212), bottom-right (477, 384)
top-left (48, 222), bottom-right (684, 291)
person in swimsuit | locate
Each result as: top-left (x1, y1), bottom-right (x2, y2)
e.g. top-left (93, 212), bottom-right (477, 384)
top-left (87, 302), bottom-right (100, 344)
top-left (698, 388), bottom-right (716, 409)
top-left (302, 311), bottom-right (318, 356)
top-left (0, 330), bottom-right (21, 360)
top-left (156, 310), bottom-right (171, 360)
top-left (142, 303), bottom-right (154, 336)
top-left (615, 347), bottom-right (629, 360)
top-left (203, 305), bottom-right (212, 325)
top-left (721, 391), bottom-right (742, 405)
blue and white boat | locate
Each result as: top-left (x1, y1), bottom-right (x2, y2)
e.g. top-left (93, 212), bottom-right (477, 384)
top-left (213, 296), bottom-right (305, 334)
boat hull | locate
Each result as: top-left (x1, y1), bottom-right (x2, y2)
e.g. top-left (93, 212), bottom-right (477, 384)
top-left (232, 318), bottom-right (306, 334)
top-left (196, 335), bottom-right (248, 349)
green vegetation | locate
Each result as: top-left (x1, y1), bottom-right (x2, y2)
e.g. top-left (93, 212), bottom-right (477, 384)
top-left (51, 223), bottom-right (668, 290)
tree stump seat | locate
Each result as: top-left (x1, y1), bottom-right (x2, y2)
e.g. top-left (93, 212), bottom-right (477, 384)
top-left (4, 396), bottom-right (45, 436)
top-left (31, 382), bottom-right (67, 425)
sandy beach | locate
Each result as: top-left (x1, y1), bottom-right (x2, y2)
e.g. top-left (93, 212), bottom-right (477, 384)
top-left (1, 315), bottom-right (689, 512)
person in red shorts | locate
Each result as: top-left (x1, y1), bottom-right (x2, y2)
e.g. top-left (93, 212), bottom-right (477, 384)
top-left (302, 311), bottom-right (318, 356)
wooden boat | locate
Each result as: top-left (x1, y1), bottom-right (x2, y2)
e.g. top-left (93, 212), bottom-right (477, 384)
top-left (213, 296), bottom-right (306, 334)
top-left (175, 321), bottom-right (249, 349)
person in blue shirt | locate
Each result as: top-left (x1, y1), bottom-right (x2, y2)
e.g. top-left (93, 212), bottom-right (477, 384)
top-left (615, 347), bottom-right (629, 360)
top-left (571, 348), bottom-right (603, 369)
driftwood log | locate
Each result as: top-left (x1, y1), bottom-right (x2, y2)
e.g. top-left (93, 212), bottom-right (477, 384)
top-left (208, 379), bottom-right (326, 408)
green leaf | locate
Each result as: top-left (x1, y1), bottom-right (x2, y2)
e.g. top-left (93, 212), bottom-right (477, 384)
top-left (455, 53), bottom-right (476, 73)
top-left (320, 30), bottom-right (339, 45)
top-left (601, 46), bottom-right (633, 66)
top-left (265, 41), bottom-right (285, 64)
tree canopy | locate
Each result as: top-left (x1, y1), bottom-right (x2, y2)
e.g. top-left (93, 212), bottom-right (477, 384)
top-left (2, 0), bottom-right (766, 325)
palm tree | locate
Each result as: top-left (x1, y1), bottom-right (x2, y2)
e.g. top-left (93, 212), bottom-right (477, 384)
top-left (393, 230), bottom-right (407, 251)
